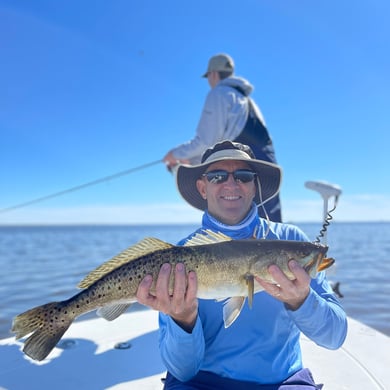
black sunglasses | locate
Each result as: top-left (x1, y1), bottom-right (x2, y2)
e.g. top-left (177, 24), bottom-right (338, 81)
top-left (202, 169), bottom-right (257, 184)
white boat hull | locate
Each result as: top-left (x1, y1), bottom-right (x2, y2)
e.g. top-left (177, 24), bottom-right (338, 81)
top-left (1, 309), bottom-right (389, 389)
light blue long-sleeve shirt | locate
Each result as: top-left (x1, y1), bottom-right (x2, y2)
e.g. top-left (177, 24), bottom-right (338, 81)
top-left (158, 210), bottom-right (347, 384)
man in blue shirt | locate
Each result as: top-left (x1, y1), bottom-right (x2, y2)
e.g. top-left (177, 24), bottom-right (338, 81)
top-left (137, 140), bottom-right (347, 389)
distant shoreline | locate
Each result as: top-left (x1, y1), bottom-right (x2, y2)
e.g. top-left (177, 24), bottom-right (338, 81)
top-left (1, 221), bottom-right (389, 228)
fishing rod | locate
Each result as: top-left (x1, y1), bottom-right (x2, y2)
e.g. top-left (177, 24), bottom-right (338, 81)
top-left (305, 180), bottom-right (342, 245)
top-left (0, 159), bottom-right (163, 214)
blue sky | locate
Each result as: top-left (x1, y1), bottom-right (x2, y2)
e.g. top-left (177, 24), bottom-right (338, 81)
top-left (1, 0), bottom-right (389, 225)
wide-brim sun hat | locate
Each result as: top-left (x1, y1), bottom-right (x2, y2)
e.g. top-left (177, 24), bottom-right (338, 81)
top-left (176, 140), bottom-right (282, 211)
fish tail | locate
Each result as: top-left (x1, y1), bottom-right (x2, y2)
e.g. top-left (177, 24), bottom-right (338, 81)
top-left (12, 301), bottom-right (74, 361)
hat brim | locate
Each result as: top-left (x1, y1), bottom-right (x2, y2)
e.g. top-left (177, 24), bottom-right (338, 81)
top-left (176, 157), bottom-right (282, 211)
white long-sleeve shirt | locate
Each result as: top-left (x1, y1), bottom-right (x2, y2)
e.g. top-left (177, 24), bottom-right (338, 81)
top-left (171, 76), bottom-right (266, 165)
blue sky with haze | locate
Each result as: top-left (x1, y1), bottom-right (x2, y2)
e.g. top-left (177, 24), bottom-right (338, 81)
top-left (1, 0), bottom-right (389, 224)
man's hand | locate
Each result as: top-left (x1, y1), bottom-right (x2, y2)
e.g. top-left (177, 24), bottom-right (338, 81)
top-left (163, 151), bottom-right (190, 170)
top-left (255, 260), bottom-right (311, 310)
top-left (136, 263), bottom-right (198, 332)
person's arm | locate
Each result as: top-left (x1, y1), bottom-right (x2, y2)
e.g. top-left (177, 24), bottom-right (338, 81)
top-left (256, 261), bottom-right (347, 350)
top-left (164, 89), bottom-right (228, 167)
top-left (158, 312), bottom-right (205, 381)
top-left (288, 227), bottom-right (348, 348)
top-left (136, 262), bottom-right (204, 381)
top-left (286, 272), bottom-right (347, 349)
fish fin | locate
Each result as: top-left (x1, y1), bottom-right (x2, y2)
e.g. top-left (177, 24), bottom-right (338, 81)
top-left (223, 296), bottom-right (246, 328)
top-left (97, 303), bottom-right (132, 321)
top-left (12, 302), bottom-right (73, 361)
top-left (78, 237), bottom-right (173, 288)
top-left (317, 257), bottom-right (335, 272)
top-left (245, 274), bottom-right (254, 309)
top-left (184, 230), bottom-right (232, 246)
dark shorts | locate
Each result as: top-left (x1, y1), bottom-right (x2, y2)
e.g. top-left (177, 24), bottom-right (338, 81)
top-left (163, 368), bottom-right (323, 390)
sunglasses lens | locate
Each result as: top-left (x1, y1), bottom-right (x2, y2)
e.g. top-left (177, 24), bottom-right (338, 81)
top-left (204, 171), bottom-right (229, 184)
top-left (234, 170), bottom-right (256, 183)
top-left (204, 170), bottom-right (256, 184)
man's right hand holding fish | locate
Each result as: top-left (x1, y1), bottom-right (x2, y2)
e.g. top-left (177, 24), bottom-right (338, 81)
top-left (137, 263), bottom-right (199, 333)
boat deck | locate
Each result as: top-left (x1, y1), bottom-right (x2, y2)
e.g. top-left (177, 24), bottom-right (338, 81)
top-left (1, 309), bottom-right (389, 389)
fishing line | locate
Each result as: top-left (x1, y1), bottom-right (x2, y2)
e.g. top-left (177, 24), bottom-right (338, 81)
top-left (0, 159), bottom-right (163, 214)
top-left (255, 176), bottom-right (270, 239)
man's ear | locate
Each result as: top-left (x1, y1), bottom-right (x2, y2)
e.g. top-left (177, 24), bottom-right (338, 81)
top-left (196, 179), bottom-right (207, 199)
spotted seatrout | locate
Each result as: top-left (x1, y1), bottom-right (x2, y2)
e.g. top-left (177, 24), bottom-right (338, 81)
top-left (12, 230), bottom-right (334, 361)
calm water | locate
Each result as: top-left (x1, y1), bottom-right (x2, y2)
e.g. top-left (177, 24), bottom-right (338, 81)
top-left (1, 223), bottom-right (389, 339)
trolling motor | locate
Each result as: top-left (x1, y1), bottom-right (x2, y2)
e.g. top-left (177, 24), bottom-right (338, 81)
top-left (305, 181), bottom-right (343, 298)
top-left (304, 181), bottom-right (342, 245)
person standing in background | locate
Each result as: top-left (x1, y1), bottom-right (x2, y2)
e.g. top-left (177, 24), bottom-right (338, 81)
top-left (163, 53), bottom-right (282, 222)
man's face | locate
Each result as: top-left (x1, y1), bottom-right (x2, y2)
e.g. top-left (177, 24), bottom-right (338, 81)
top-left (196, 160), bottom-right (256, 225)
top-left (206, 71), bottom-right (220, 88)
